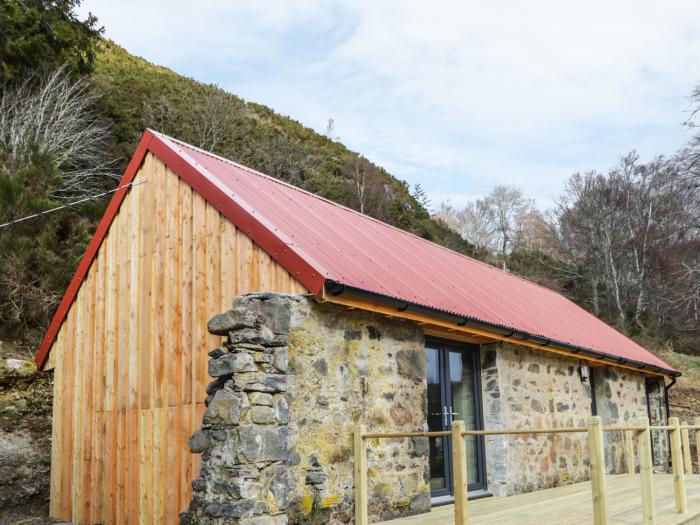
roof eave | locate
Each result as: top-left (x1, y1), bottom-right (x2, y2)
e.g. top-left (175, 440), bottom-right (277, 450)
top-left (321, 280), bottom-right (680, 379)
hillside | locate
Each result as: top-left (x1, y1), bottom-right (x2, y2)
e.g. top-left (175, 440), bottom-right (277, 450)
top-left (92, 41), bottom-right (474, 254)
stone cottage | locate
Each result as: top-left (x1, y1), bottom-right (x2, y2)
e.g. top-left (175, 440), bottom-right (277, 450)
top-left (35, 130), bottom-right (676, 525)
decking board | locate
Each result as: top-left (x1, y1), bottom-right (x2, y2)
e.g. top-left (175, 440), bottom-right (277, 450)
top-left (377, 474), bottom-right (700, 525)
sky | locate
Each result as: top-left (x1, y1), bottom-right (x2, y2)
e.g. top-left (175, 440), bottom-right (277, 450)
top-left (77, 1), bottom-right (700, 211)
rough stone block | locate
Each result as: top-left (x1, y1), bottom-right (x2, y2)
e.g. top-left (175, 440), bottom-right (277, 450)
top-left (208, 307), bottom-right (259, 335)
top-left (203, 500), bottom-right (255, 518)
top-left (396, 348), bottom-right (426, 380)
top-left (188, 430), bottom-right (212, 453)
top-left (233, 372), bottom-right (287, 393)
top-left (272, 348), bottom-right (288, 372)
top-left (273, 394), bottom-right (290, 425)
top-left (238, 425), bottom-right (288, 462)
top-left (204, 388), bottom-right (250, 425)
top-left (249, 392), bottom-right (273, 406)
top-left (252, 405), bottom-right (277, 424)
top-left (209, 352), bottom-right (258, 377)
top-left (229, 326), bottom-right (287, 347)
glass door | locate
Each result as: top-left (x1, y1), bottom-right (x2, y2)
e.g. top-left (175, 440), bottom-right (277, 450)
top-left (426, 339), bottom-right (486, 497)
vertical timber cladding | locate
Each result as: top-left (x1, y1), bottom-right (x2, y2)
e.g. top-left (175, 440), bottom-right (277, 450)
top-left (47, 153), bottom-right (306, 525)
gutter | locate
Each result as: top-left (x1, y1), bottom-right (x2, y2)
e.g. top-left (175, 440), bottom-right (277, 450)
top-left (323, 280), bottom-right (680, 379)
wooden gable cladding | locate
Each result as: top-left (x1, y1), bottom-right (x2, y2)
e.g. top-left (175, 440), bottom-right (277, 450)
top-left (48, 153), bottom-right (306, 525)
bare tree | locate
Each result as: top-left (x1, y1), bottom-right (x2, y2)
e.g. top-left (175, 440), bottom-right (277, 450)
top-left (354, 156), bottom-right (368, 214)
top-left (485, 185), bottom-right (530, 264)
top-left (0, 66), bottom-right (115, 198)
top-left (435, 200), bottom-right (496, 252)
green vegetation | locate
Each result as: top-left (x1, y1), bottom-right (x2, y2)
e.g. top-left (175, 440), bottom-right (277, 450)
top-left (0, 0), bottom-right (102, 82)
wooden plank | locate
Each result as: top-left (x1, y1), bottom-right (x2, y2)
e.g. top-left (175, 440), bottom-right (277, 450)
top-left (373, 474), bottom-right (700, 525)
top-left (180, 178), bottom-right (193, 406)
top-left (49, 331), bottom-right (64, 518)
top-left (452, 420), bottom-right (469, 525)
top-left (670, 417), bottom-right (688, 514)
top-left (638, 417), bottom-right (656, 525)
top-left (695, 417), bottom-right (700, 476)
top-left (165, 407), bottom-right (179, 524)
top-left (126, 408), bottom-right (139, 525)
top-left (354, 424), bottom-right (368, 525)
top-left (626, 430), bottom-right (636, 474)
top-left (139, 408), bottom-right (152, 525)
top-left (115, 411), bottom-right (127, 525)
top-left (80, 267), bottom-right (97, 522)
top-left (165, 167), bottom-right (181, 408)
top-left (682, 421), bottom-right (693, 475)
top-left (152, 407), bottom-right (164, 524)
top-left (71, 282), bottom-right (86, 523)
top-left (90, 255), bottom-right (106, 524)
top-left (220, 219), bottom-right (237, 311)
top-left (236, 230), bottom-right (253, 296)
top-left (104, 226), bottom-right (119, 523)
top-left (191, 187), bottom-right (207, 491)
top-left (588, 416), bottom-right (609, 525)
top-left (116, 192), bottom-right (131, 524)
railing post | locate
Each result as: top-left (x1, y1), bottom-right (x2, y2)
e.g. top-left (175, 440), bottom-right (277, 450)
top-left (695, 417), bottom-right (700, 472)
top-left (637, 417), bottom-right (656, 525)
top-left (354, 424), bottom-right (368, 525)
top-left (625, 429), bottom-right (635, 474)
top-left (588, 416), bottom-right (609, 525)
top-left (669, 417), bottom-right (688, 514)
top-left (681, 420), bottom-right (693, 475)
top-left (452, 420), bottom-right (469, 525)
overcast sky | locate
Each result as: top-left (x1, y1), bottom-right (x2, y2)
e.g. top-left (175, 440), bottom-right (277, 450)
top-left (78, 1), bottom-right (700, 210)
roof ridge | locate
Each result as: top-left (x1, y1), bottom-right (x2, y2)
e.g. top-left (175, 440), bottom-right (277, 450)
top-left (149, 130), bottom-right (564, 298)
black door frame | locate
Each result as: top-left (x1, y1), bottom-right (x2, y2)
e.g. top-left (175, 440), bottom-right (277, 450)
top-left (426, 337), bottom-right (487, 496)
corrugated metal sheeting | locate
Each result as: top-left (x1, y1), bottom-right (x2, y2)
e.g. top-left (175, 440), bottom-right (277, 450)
top-left (158, 132), bottom-right (674, 374)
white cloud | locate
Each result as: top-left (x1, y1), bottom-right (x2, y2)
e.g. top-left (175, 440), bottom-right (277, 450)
top-left (78, 0), bottom-right (700, 207)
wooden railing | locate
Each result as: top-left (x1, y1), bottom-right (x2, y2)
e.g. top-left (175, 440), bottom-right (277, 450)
top-left (353, 415), bottom-right (700, 525)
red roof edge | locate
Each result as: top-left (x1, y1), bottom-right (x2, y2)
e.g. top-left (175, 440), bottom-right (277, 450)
top-left (35, 130), bottom-right (324, 369)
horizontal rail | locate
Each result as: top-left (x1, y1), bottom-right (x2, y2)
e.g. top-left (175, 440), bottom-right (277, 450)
top-left (463, 427), bottom-right (586, 436)
top-left (361, 431), bottom-right (450, 439)
top-left (362, 425), bottom-right (658, 440)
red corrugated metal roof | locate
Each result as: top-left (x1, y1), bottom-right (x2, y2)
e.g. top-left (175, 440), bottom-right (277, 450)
top-left (36, 130), bottom-right (676, 375)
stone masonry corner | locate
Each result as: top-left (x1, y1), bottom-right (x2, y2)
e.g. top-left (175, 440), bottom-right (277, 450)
top-left (180, 293), bottom-right (297, 525)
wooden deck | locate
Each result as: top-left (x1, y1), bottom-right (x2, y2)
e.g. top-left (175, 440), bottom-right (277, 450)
top-left (377, 474), bottom-right (700, 525)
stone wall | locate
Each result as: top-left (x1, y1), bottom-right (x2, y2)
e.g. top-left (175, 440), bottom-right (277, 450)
top-left (594, 367), bottom-right (662, 472)
top-left (285, 297), bottom-right (429, 525)
top-left (181, 293), bottom-right (429, 525)
top-left (483, 342), bottom-right (668, 496)
top-left (182, 293), bottom-right (670, 523)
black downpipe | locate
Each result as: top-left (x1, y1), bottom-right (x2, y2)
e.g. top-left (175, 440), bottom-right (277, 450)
top-left (664, 376), bottom-right (677, 422)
